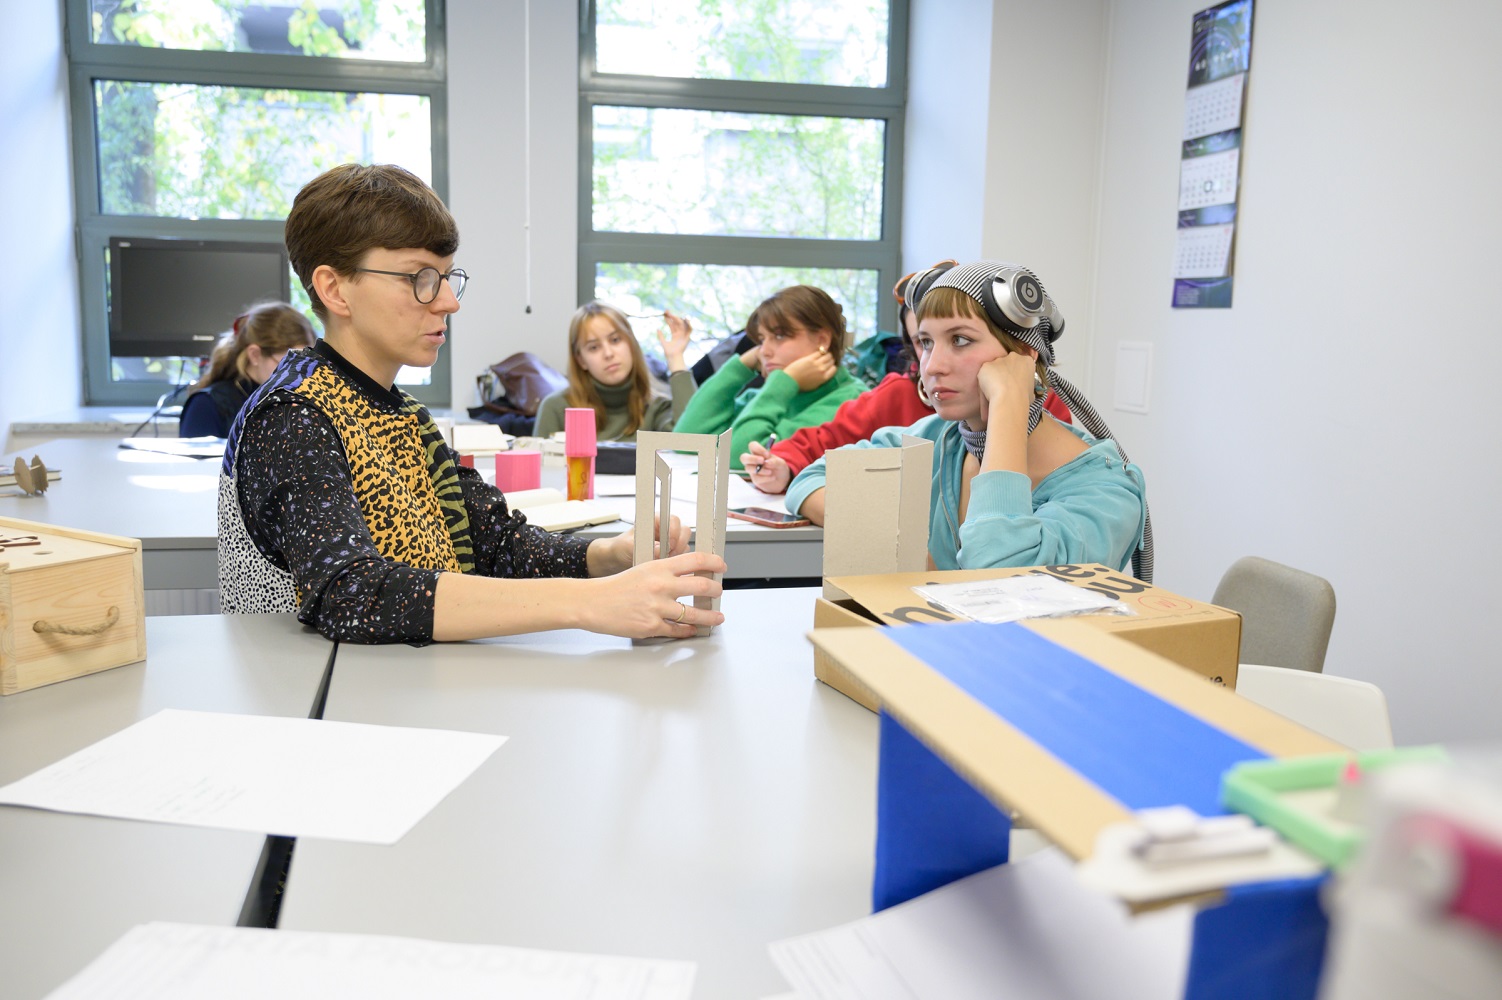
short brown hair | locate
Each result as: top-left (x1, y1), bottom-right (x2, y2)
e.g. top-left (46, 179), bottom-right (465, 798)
top-left (746, 285), bottom-right (849, 356)
top-left (284, 163), bottom-right (459, 320)
top-left (917, 286), bottom-right (1048, 383)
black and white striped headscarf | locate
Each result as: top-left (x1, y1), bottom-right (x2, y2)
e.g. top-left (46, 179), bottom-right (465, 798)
top-left (928, 260), bottom-right (1155, 582)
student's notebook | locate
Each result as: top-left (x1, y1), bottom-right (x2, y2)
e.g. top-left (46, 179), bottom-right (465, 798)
top-left (503, 488), bottom-right (622, 532)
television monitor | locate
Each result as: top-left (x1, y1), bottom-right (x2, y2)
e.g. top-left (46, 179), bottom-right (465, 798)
top-left (108, 237), bottom-right (292, 357)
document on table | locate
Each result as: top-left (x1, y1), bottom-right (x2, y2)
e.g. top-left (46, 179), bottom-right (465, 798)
top-left (768, 849), bottom-right (1193, 1000)
top-left (45, 923), bottom-right (695, 1000)
top-left (603, 472), bottom-right (789, 526)
top-left (0, 709), bottom-right (505, 845)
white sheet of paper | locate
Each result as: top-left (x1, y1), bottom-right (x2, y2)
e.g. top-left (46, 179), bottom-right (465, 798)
top-left (0, 709), bottom-right (504, 845)
top-left (594, 474), bottom-right (639, 496)
top-left (45, 922), bottom-right (695, 1000)
top-left (768, 849), bottom-right (1192, 1000)
top-left (913, 576), bottom-right (1131, 625)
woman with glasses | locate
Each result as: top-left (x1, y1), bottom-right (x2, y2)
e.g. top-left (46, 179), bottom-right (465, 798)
top-left (179, 302), bottom-right (317, 438)
top-left (217, 163), bottom-right (723, 644)
top-left (532, 301), bottom-right (697, 441)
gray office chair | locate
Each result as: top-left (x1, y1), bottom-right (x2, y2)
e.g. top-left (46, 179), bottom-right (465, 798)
top-left (1212, 556), bottom-right (1337, 673)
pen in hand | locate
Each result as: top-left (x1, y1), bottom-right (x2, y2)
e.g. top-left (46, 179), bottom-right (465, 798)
top-left (754, 433), bottom-right (778, 473)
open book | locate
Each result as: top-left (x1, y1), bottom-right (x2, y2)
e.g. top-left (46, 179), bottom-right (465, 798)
top-left (503, 488), bottom-right (622, 532)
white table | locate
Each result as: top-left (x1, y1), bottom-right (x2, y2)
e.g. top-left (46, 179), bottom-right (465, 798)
top-left (0, 614), bottom-right (333, 1000)
top-left (1, 436), bottom-right (220, 596)
top-left (3, 438), bottom-right (824, 600)
top-left (279, 588), bottom-right (877, 1000)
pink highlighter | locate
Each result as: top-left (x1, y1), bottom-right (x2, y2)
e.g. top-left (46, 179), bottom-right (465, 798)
top-left (564, 407), bottom-right (596, 501)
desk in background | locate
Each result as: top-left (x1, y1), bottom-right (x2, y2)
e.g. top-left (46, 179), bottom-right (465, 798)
top-left (0, 436), bottom-right (220, 613)
top-left (0, 614), bottom-right (332, 1000)
top-left (279, 587), bottom-right (874, 1000)
top-left (2, 439), bottom-right (825, 614)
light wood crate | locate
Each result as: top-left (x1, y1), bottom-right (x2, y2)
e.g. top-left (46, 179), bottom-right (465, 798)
top-left (0, 515), bottom-right (147, 694)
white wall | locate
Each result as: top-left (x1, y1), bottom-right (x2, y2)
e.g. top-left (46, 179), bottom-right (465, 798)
top-left (902, 0), bottom-right (993, 272)
top-left (446, 0), bottom-right (580, 409)
top-left (1088, 0), bottom-right (1502, 744)
top-left (979, 0), bottom-right (1109, 384)
top-left (0, 2), bottom-right (81, 445)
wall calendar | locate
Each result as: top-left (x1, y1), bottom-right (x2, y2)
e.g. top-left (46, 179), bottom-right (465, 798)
top-left (1173, 0), bottom-right (1254, 309)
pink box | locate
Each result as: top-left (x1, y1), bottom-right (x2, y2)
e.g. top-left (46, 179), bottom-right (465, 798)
top-left (494, 449), bottom-right (542, 492)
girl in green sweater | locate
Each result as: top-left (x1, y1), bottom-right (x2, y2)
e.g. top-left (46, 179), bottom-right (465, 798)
top-left (674, 285), bottom-right (865, 471)
top-left (534, 302), bottom-right (696, 441)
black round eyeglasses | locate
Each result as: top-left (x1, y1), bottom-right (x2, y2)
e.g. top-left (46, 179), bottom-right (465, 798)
top-left (354, 266), bottom-right (469, 304)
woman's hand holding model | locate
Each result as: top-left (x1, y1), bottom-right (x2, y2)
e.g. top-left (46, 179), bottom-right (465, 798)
top-left (584, 514), bottom-right (725, 639)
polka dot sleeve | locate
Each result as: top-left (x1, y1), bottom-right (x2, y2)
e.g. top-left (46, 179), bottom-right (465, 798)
top-left (452, 463), bottom-right (594, 579)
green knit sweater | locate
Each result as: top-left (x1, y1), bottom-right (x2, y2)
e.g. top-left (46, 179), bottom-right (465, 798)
top-left (533, 369), bottom-right (696, 441)
top-left (673, 360), bottom-right (865, 471)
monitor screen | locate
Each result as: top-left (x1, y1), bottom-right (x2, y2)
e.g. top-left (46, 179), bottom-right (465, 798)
top-left (108, 237), bottom-right (292, 357)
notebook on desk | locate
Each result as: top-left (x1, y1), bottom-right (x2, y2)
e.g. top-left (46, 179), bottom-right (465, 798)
top-left (502, 488), bottom-right (622, 532)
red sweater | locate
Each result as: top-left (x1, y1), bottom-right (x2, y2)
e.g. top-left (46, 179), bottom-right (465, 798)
top-left (771, 372), bottom-right (1073, 477)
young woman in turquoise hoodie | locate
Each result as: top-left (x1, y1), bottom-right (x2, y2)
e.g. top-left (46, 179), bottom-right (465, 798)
top-left (673, 285), bottom-right (865, 471)
top-left (786, 260), bottom-right (1153, 579)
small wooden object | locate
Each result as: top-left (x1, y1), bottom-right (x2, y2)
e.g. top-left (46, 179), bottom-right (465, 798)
top-left (0, 515), bottom-right (146, 694)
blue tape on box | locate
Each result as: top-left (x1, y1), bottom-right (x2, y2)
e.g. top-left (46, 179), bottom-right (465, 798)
top-left (888, 622), bottom-right (1267, 816)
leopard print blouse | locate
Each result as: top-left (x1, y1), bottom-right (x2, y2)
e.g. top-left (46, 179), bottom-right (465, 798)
top-left (218, 340), bottom-right (590, 643)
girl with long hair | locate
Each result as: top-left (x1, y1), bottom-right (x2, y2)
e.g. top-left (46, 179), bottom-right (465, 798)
top-left (533, 301), bottom-right (695, 441)
top-left (179, 302), bottom-right (316, 437)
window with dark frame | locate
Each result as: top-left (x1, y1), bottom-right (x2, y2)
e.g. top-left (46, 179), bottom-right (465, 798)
top-left (66, 0), bottom-right (451, 406)
top-left (580, 0), bottom-right (907, 371)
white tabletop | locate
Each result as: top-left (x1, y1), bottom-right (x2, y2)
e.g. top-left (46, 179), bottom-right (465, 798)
top-left (1, 436), bottom-right (221, 590)
top-left (279, 588), bottom-right (877, 1000)
top-left (0, 614), bottom-right (333, 1000)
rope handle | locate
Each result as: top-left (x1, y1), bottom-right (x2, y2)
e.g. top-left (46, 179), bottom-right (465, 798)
top-left (33, 606), bottom-right (120, 637)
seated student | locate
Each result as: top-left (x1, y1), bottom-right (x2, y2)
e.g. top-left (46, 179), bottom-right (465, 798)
top-left (785, 260), bottom-right (1152, 579)
top-left (533, 302), bottom-right (695, 441)
top-left (673, 285), bottom-right (865, 471)
top-left (743, 262), bottom-right (1073, 492)
top-left (218, 163), bottom-right (723, 643)
top-left (179, 302), bottom-right (316, 438)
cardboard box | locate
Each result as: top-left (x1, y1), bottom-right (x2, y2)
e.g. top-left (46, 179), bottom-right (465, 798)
top-left (808, 619), bottom-right (1337, 864)
top-left (0, 515), bottom-right (146, 694)
top-left (814, 563), bottom-right (1240, 712)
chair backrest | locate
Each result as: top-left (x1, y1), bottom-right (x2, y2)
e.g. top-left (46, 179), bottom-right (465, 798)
top-left (1236, 664), bottom-right (1394, 751)
top-left (1212, 556), bottom-right (1336, 673)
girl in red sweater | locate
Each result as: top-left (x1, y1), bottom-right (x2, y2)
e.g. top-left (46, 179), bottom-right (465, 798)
top-left (743, 262), bottom-right (1068, 492)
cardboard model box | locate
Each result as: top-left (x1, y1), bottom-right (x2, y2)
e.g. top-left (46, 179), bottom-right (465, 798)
top-left (807, 617), bottom-right (1338, 880)
top-left (814, 563), bottom-right (1240, 712)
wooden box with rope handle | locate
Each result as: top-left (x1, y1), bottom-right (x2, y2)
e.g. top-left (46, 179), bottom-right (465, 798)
top-left (0, 515), bottom-right (145, 695)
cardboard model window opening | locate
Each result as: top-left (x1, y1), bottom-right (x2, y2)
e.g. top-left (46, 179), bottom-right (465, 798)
top-left (632, 430), bottom-right (732, 638)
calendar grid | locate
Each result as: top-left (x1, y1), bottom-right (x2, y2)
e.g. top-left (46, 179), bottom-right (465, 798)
top-left (1173, 0), bottom-right (1254, 309)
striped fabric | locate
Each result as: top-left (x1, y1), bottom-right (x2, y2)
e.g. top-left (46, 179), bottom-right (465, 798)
top-left (930, 260), bottom-right (1155, 582)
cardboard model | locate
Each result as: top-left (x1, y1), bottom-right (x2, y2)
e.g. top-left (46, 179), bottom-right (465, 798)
top-left (822, 435), bottom-right (933, 590)
top-left (632, 430), bottom-right (731, 638)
